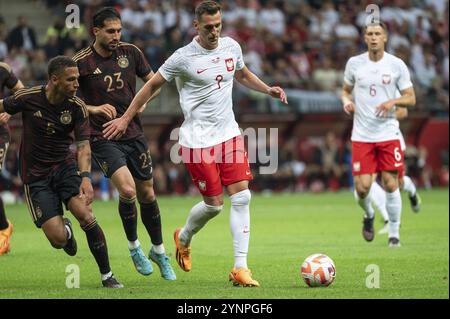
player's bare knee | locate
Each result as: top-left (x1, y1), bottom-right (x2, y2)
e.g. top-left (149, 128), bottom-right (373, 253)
top-left (382, 176), bottom-right (398, 192)
top-left (119, 185), bottom-right (136, 200)
top-left (137, 187), bottom-right (156, 203)
top-left (354, 175), bottom-right (372, 196)
top-left (230, 189), bottom-right (251, 206)
top-left (355, 185), bottom-right (370, 198)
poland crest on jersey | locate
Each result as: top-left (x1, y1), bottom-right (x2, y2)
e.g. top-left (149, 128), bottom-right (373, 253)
top-left (382, 74), bottom-right (391, 84)
top-left (198, 180), bottom-right (206, 191)
top-left (225, 58), bottom-right (234, 72)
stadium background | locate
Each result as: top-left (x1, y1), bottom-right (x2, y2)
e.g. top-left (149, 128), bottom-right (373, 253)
top-left (0, 0), bottom-right (448, 202)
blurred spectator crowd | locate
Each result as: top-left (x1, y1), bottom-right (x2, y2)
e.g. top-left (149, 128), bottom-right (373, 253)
top-left (0, 0), bottom-right (448, 201)
top-left (1, 0), bottom-right (448, 111)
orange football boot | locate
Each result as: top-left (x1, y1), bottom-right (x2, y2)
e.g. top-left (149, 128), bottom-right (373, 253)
top-left (173, 227), bottom-right (191, 272)
top-left (229, 267), bottom-right (260, 287)
top-left (0, 221), bottom-right (13, 256)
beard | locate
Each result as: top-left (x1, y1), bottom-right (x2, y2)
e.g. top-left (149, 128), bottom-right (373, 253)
top-left (101, 40), bottom-right (118, 52)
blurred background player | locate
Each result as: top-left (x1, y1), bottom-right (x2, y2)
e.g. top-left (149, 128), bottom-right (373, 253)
top-left (102, 0), bottom-right (288, 287)
top-left (341, 22), bottom-right (416, 247)
top-left (0, 61), bottom-right (24, 256)
top-left (73, 7), bottom-right (175, 280)
top-left (0, 56), bottom-right (122, 288)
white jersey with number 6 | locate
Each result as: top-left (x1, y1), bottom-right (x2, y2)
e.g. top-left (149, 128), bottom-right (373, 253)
top-left (344, 52), bottom-right (413, 143)
top-left (159, 36), bottom-right (244, 148)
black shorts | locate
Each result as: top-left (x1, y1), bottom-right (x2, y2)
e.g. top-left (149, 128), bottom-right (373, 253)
top-left (0, 133), bottom-right (10, 170)
top-left (91, 137), bottom-right (153, 181)
top-left (24, 163), bottom-right (81, 228)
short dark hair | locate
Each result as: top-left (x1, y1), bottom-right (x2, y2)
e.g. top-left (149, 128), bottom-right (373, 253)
top-left (363, 21), bottom-right (389, 34)
top-left (48, 56), bottom-right (77, 77)
top-left (93, 7), bottom-right (121, 28)
top-left (195, 1), bottom-right (221, 21)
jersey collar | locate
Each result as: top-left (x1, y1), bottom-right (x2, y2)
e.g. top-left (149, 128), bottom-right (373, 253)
top-left (192, 36), bottom-right (221, 54)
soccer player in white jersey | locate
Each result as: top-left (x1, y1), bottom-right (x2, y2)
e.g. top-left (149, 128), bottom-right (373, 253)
top-left (341, 22), bottom-right (416, 247)
top-left (102, 0), bottom-right (288, 286)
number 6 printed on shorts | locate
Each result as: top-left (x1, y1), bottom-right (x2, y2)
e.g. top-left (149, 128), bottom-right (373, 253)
top-left (394, 147), bottom-right (402, 162)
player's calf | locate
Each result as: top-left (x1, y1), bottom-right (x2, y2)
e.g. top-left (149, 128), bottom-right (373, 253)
top-left (42, 217), bottom-right (71, 250)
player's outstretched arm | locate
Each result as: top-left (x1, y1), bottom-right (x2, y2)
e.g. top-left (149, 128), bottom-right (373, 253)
top-left (376, 87), bottom-right (416, 117)
top-left (341, 83), bottom-right (355, 115)
top-left (235, 66), bottom-right (288, 104)
top-left (138, 71), bottom-right (162, 113)
top-left (102, 71), bottom-right (167, 140)
top-left (77, 140), bottom-right (94, 206)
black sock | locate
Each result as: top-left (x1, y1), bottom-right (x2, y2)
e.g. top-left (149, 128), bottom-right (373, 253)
top-left (118, 196), bottom-right (138, 242)
top-left (0, 198), bottom-right (9, 230)
top-left (82, 219), bottom-right (111, 275)
top-left (140, 200), bottom-right (162, 246)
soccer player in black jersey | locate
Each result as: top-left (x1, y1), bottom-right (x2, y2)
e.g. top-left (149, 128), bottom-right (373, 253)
top-left (73, 7), bottom-right (176, 280)
top-left (0, 62), bottom-right (24, 256)
top-left (0, 56), bottom-right (122, 288)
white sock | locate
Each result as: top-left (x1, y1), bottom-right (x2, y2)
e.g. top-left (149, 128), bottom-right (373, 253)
top-left (230, 189), bottom-right (252, 270)
top-left (369, 182), bottom-right (389, 222)
top-left (65, 224), bottom-right (72, 240)
top-left (128, 239), bottom-right (140, 250)
top-left (355, 189), bottom-right (375, 218)
top-left (402, 176), bottom-right (417, 197)
top-left (386, 189), bottom-right (402, 239)
top-left (179, 201), bottom-right (223, 246)
top-left (101, 271), bottom-right (113, 281)
top-left (152, 244), bottom-right (165, 254)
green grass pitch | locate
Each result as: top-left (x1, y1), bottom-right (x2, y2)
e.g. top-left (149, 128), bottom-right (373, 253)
top-left (0, 189), bottom-right (448, 299)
